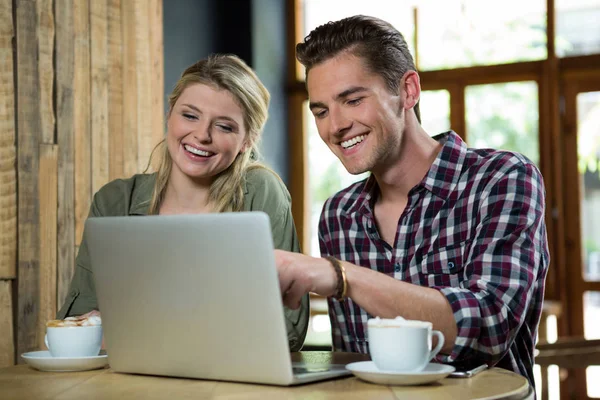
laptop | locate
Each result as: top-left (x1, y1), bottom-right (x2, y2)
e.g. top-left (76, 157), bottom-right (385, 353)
top-left (86, 212), bottom-right (351, 385)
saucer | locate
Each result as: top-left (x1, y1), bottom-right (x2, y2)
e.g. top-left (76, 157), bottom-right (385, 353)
top-left (345, 361), bottom-right (455, 386)
top-left (21, 350), bottom-right (108, 372)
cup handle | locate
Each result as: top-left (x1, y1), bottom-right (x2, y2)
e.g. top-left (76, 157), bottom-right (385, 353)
top-left (44, 334), bottom-right (50, 351)
top-left (429, 330), bottom-right (445, 361)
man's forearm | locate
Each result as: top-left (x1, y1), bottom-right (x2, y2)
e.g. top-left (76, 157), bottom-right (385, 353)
top-left (343, 261), bottom-right (458, 354)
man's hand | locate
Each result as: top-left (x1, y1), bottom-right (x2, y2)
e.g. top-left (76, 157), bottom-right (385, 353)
top-left (274, 250), bottom-right (338, 309)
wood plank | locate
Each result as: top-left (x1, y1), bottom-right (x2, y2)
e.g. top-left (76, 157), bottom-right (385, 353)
top-left (149, 0), bottom-right (164, 166)
top-left (286, 0), bottom-right (304, 82)
top-left (74, 0), bottom-right (91, 245)
top-left (121, 0), bottom-right (138, 177)
top-left (16, 0), bottom-right (42, 357)
top-left (134, 0), bottom-right (152, 173)
top-left (90, 0), bottom-right (109, 192)
top-left (55, 0), bottom-right (76, 310)
top-left (288, 93), bottom-right (309, 252)
top-left (0, 280), bottom-right (14, 367)
top-left (36, 0), bottom-right (55, 144)
top-left (0, 0), bottom-right (17, 280)
top-left (559, 54), bottom-right (600, 72)
top-left (107, 0), bottom-right (124, 181)
top-left (419, 60), bottom-right (542, 87)
top-left (38, 144), bottom-right (57, 349)
top-left (448, 84), bottom-right (466, 141)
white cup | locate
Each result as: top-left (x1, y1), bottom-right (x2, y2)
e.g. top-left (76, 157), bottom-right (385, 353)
top-left (45, 326), bottom-right (103, 358)
top-left (367, 317), bottom-right (444, 372)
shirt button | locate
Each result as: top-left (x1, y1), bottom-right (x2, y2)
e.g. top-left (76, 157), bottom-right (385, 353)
top-left (394, 263), bottom-right (401, 273)
top-left (448, 262), bottom-right (455, 269)
top-left (70, 289), bottom-right (78, 297)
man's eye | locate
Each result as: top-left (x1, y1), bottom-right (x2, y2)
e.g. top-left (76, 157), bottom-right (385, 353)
top-left (347, 98), bottom-right (362, 106)
top-left (314, 110), bottom-right (328, 119)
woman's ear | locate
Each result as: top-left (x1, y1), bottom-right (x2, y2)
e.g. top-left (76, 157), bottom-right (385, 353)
top-left (239, 140), bottom-right (250, 155)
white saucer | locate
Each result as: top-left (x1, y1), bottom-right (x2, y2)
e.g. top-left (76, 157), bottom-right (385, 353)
top-left (345, 361), bottom-right (455, 386)
top-left (21, 350), bottom-right (108, 372)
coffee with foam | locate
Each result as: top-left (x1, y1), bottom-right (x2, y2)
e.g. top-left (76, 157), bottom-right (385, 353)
top-left (368, 316), bottom-right (432, 329)
top-left (46, 315), bottom-right (102, 328)
top-left (45, 315), bottom-right (103, 357)
top-left (367, 316), bottom-right (444, 372)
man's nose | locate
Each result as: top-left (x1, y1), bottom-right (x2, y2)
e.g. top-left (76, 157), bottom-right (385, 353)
top-left (329, 107), bottom-right (351, 136)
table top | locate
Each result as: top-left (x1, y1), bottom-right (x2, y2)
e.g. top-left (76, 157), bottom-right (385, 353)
top-left (1, 352), bottom-right (532, 400)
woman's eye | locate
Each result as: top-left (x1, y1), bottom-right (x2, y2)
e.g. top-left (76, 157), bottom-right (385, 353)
top-left (216, 124), bottom-right (233, 132)
top-left (183, 113), bottom-right (198, 120)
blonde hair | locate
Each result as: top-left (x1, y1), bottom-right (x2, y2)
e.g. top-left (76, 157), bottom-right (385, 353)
top-left (148, 54), bottom-right (270, 214)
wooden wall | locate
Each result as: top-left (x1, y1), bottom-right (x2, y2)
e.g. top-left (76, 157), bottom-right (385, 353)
top-left (0, 0), bottom-right (164, 367)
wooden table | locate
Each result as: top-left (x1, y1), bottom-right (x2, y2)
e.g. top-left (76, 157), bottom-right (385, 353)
top-left (1, 352), bottom-right (533, 400)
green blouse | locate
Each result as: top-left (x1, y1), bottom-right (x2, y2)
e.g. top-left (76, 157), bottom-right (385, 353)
top-left (57, 167), bottom-right (309, 351)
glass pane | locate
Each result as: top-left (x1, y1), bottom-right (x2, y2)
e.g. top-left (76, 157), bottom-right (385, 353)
top-left (556, 0), bottom-right (600, 57)
top-left (420, 90), bottom-right (450, 136)
top-left (465, 82), bottom-right (540, 165)
top-left (303, 309), bottom-right (332, 348)
top-left (305, 101), bottom-right (368, 257)
top-left (579, 91), bottom-right (600, 281)
top-left (418, 0), bottom-right (546, 70)
top-left (589, 366), bottom-right (600, 398)
top-left (585, 291), bottom-right (600, 397)
top-left (584, 292), bottom-right (600, 339)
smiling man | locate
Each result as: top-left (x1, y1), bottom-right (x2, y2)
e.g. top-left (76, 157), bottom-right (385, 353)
top-left (274, 15), bottom-right (549, 386)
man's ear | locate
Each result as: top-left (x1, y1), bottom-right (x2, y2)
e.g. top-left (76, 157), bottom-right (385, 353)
top-left (401, 70), bottom-right (421, 111)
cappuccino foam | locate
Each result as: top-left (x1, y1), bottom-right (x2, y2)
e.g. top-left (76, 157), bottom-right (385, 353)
top-left (367, 316), bottom-right (432, 328)
top-left (46, 315), bottom-right (102, 328)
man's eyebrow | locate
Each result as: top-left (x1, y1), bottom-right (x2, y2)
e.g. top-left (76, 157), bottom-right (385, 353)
top-left (308, 86), bottom-right (369, 111)
top-left (336, 86), bottom-right (368, 100)
top-left (309, 101), bottom-right (327, 111)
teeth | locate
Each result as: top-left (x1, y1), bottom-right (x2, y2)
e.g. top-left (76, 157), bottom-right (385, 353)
top-left (184, 144), bottom-right (212, 157)
top-left (341, 135), bottom-right (366, 149)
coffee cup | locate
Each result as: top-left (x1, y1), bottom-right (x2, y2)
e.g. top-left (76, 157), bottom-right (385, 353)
top-left (45, 319), bottom-right (103, 357)
top-left (367, 316), bottom-right (444, 372)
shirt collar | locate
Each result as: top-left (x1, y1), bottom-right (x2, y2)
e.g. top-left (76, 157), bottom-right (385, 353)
top-left (421, 131), bottom-right (467, 199)
top-left (344, 131), bottom-right (467, 217)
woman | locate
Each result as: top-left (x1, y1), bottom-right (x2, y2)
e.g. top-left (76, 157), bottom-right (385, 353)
top-left (57, 54), bottom-right (309, 351)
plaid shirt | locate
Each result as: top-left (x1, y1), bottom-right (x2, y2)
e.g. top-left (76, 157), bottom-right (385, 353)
top-left (319, 131), bottom-right (549, 385)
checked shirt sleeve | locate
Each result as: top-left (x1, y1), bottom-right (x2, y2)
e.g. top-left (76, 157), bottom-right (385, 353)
top-left (435, 158), bottom-right (548, 366)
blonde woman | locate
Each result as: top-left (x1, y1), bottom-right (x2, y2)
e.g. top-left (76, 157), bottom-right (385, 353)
top-left (57, 54), bottom-right (309, 351)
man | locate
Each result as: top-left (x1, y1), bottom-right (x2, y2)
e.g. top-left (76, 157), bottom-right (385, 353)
top-left (275, 15), bottom-right (549, 386)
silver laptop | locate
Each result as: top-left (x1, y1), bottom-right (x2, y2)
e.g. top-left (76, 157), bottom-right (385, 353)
top-left (86, 212), bottom-right (350, 385)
